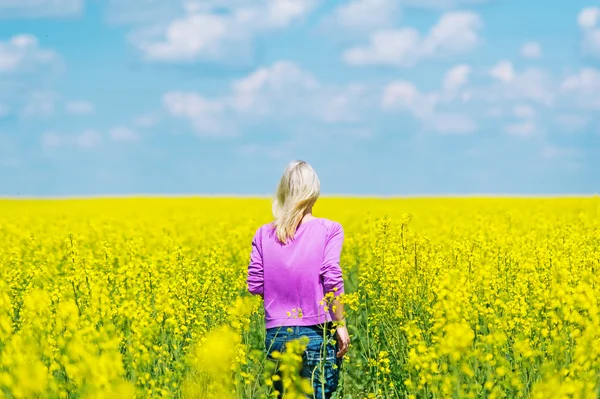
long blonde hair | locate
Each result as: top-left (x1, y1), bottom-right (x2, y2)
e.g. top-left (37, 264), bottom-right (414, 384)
top-left (272, 160), bottom-right (320, 244)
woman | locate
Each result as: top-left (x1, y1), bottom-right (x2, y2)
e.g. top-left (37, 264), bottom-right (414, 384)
top-left (247, 160), bottom-right (350, 399)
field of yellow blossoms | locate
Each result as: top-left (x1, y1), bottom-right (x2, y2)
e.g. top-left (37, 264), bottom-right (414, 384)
top-left (1, 197), bottom-right (599, 398)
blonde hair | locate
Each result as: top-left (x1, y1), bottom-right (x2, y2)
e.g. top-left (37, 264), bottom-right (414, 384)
top-left (272, 160), bottom-right (320, 244)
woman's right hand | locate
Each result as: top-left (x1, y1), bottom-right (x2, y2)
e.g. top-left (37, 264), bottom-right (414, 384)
top-left (335, 325), bottom-right (350, 358)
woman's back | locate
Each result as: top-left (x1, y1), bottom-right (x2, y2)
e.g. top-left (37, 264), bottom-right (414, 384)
top-left (247, 159), bottom-right (349, 399)
top-left (247, 217), bottom-right (345, 329)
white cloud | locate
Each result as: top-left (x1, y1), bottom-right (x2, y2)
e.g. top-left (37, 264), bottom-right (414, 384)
top-left (382, 81), bottom-right (419, 109)
top-left (427, 113), bottom-right (477, 134)
top-left (229, 61), bottom-right (317, 114)
top-left (489, 60), bottom-right (515, 83)
top-left (508, 69), bottom-right (554, 105)
top-left (541, 145), bottom-right (581, 159)
top-left (0, 34), bottom-right (59, 73)
top-left (583, 30), bottom-right (600, 57)
top-left (513, 105), bottom-right (535, 119)
top-left (20, 91), bottom-right (59, 117)
top-left (381, 80), bottom-right (475, 133)
top-left (0, 0), bottom-right (82, 18)
top-left (520, 41), bottom-right (542, 59)
top-left (133, 114), bottom-right (158, 127)
top-left (578, 7), bottom-right (600, 29)
top-left (578, 7), bottom-right (600, 58)
top-left (132, 0), bottom-right (316, 62)
top-left (320, 84), bottom-right (368, 123)
top-left (110, 127), bottom-right (140, 142)
top-left (41, 132), bottom-right (62, 148)
top-left (504, 121), bottom-right (536, 138)
top-left (331, 0), bottom-right (400, 31)
top-left (380, 62), bottom-right (600, 138)
top-left (376, 61), bottom-right (600, 138)
top-left (327, 0), bottom-right (491, 34)
top-left (266, 0), bottom-right (314, 27)
top-left (163, 60), bottom-right (368, 135)
top-left (561, 68), bottom-right (600, 109)
top-left (42, 129), bottom-right (102, 149)
top-left (65, 100), bottom-right (95, 115)
top-left (163, 91), bottom-right (232, 136)
top-left (426, 12), bottom-right (483, 53)
top-left (0, 36), bottom-right (61, 120)
top-left (477, 65), bottom-right (554, 105)
top-left (41, 127), bottom-right (142, 150)
top-left (137, 14), bottom-right (228, 61)
top-left (382, 81), bottom-right (437, 118)
top-left (443, 64), bottom-right (472, 91)
top-left (486, 106), bottom-right (503, 118)
top-left (164, 92), bottom-right (223, 116)
top-left (402, 0), bottom-right (490, 9)
top-left (343, 11), bottom-right (483, 67)
top-left (344, 29), bottom-right (421, 67)
top-left (561, 68), bottom-right (600, 92)
top-left (76, 130), bottom-right (102, 149)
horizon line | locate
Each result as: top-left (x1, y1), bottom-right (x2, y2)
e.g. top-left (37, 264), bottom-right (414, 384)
top-left (0, 193), bottom-right (598, 200)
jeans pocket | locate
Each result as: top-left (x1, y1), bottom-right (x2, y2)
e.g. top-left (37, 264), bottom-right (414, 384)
top-left (302, 341), bottom-right (340, 398)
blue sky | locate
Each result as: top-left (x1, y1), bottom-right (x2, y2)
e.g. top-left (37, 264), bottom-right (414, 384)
top-left (0, 0), bottom-right (599, 196)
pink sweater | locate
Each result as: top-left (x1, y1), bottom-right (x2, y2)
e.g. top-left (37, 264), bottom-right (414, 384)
top-left (247, 218), bottom-right (345, 329)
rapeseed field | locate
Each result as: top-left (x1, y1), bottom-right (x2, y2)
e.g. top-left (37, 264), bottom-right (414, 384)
top-left (1, 197), bottom-right (599, 398)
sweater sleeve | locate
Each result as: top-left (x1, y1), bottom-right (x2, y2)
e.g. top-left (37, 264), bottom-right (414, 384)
top-left (320, 222), bottom-right (345, 297)
top-left (247, 227), bottom-right (264, 296)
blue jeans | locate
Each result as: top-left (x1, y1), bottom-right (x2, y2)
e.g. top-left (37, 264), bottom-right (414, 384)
top-left (265, 324), bottom-right (342, 399)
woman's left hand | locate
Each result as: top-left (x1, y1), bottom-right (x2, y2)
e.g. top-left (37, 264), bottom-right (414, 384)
top-left (335, 325), bottom-right (350, 358)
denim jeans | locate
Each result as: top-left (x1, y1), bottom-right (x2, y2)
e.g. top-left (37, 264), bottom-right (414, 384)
top-left (265, 324), bottom-right (342, 399)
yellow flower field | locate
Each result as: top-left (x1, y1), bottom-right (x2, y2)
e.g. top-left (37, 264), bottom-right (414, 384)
top-left (1, 197), bottom-right (599, 398)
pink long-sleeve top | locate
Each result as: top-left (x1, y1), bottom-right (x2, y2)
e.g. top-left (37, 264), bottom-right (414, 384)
top-left (247, 217), bottom-right (345, 329)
